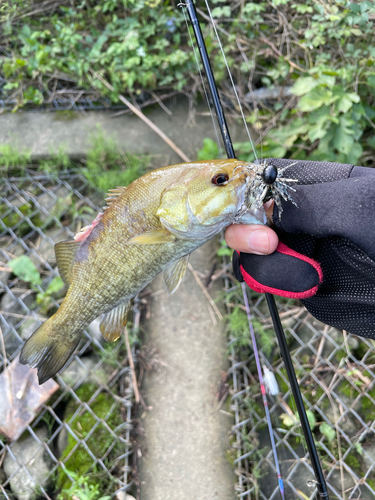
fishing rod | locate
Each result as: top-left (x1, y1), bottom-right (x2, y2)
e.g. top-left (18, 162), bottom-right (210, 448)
top-left (181, 1), bottom-right (330, 498)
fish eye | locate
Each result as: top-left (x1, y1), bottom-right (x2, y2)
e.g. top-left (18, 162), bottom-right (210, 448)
top-left (211, 173), bottom-right (229, 186)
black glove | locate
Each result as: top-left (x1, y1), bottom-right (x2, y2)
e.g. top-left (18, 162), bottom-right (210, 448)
top-left (233, 158), bottom-right (375, 339)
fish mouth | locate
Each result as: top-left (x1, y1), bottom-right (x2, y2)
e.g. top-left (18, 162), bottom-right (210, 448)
top-left (233, 169), bottom-right (266, 224)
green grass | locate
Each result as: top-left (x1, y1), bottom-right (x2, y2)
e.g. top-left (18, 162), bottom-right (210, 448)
top-left (1, 130), bottom-right (149, 194)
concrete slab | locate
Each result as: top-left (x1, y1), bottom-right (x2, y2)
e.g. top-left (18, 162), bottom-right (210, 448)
top-left (141, 241), bottom-right (235, 500)
top-left (0, 97), bottom-right (252, 166)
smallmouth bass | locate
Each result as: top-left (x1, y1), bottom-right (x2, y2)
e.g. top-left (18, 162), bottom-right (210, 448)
top-left (20, 159), bottom-right (264, 384)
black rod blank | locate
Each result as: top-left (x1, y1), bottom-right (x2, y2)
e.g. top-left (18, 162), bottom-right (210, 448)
top-left (266, 293), bottom-right (329, 498)
top-left (183, 1), bottom-right (329, 498)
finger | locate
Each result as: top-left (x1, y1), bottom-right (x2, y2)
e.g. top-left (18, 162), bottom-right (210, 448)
top-left (225, 224), bottom-right (279, 255)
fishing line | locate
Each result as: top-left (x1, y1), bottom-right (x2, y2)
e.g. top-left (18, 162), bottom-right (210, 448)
top-left (182, 7), bottom-right (225, 158)
top-left (202, 0), bottom-right (258, 162)
top-left (242, 283), bottom-right (285, 500)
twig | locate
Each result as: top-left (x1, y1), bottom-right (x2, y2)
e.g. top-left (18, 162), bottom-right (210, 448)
top-left (207, 303), bottom-right (217, 326)
top-left (187, 263), bottom-right (223, 320)
top-left (111, 91), bottom-right (179, 118)
top-left (314, 325), bottom-right (328, 367)
top-left (90, 71), bottom-right (191, 163)
top-left (149, 91), bottom-right (173, 116)
top-left (123, 326), bottom-right (140, 404)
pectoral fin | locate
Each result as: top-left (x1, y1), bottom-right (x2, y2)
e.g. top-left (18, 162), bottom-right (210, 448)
top-left (54, 241), bottom-right (80, 286)
top-left (163, 254), bottom-right (190, 294)
top-left (100, 301), bottom-right (132, 342)
top-left (126, 230), bottom-right (176, 245)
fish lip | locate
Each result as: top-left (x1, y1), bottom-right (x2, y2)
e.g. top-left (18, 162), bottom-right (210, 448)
top-left (234, 173), bottom-right (251, 218)
top-left (233, 173), bottom-right (266, 224)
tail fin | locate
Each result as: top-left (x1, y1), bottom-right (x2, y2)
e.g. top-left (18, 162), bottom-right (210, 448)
top-left (20, 319), bottom-right (80, 384)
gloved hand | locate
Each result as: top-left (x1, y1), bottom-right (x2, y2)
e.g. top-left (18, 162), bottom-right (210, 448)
top-left (231, 158), bottom-right (375, 339)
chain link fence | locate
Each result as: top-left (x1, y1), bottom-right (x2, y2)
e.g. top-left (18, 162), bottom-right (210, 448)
top-left (1, 170), bottom-right (375, 500)
top-left (227, 284), bottom-right (375, 499)
top-left (0, 172), bottom-right (138, 499)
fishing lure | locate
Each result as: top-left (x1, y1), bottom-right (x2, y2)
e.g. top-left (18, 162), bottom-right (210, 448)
top-left (246, 160), bottom-right (298, 219)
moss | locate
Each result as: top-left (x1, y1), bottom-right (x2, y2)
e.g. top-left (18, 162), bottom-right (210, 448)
top-left (276, 369), bottom-right (289, 395)
top-left (335, 349), bottom-right (347, 362)
top-left (345, 453), bottom-right (360, 471)
top-left (360, 388), bottom-right (375, 422)
top-left (304, 386), bottom-right (325, 406)
top-left (53, 111), bottom-right (79, 121)
top-left (56, 384), bottom-right (123, 496)
top-left (352, 341), bottom-right (369, 360)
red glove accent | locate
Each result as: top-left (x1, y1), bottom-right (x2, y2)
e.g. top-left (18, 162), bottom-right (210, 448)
top-left (237, 243), bottom-right (323, 299)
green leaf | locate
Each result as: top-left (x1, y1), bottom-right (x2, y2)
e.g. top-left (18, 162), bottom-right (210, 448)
top-left (319, 422), bottom-right (335, 442)
top-left (211, 6), bottom-right (231, 17)
top-left (346, 142), bottom-right (363, 165)
top-left (306, 410), bottom-right (316, 430)
top-left (308, 123), bottom-right (328, 142)
top-left (217, 239), bottom-right (232, 257)
top-left (291, 77), bottom-right (320, 96)
top-left (355, 442), bottom-right (363, 455)
top-left (197, 138), bottom-right (220, 160)
top-left (45, 276), bottom-right (64, 295)
top-left (334, 116), bottom-right (355, 154)
top-left (280, 413), bottom-right (297, 427)
top-left (337, 92), bottom-right (360, 113)
top-left (298, 88), bottom-right (338, 112)
top-left (8, 256), bottom-right (42, 286)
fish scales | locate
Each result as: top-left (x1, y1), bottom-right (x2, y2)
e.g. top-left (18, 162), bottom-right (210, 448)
top-left (20, 160), bottom-right (264, 384)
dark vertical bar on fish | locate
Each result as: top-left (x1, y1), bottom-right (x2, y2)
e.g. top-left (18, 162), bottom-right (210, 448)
top-left (183, 2), bottom-right (330, 498)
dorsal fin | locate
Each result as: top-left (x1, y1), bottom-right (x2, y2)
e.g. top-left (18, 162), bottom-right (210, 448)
top-left (54, 241), bottom-right (80, 286)
top-left (104, 186), bottom-right (127, 209)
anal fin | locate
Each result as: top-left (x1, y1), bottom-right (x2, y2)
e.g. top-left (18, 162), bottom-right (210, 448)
top-left (54, 241), bottom-right (80, 286)
top-left (100, 301), bottom-right (132, 342)
top-left (163, 254), bottom-right (190, 294)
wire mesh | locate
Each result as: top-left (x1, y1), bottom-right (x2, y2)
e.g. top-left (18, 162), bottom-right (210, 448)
top-left (0, 172), bottom-right (137, 499)
top-left (0, 76), bottom-right (122, 112)
top-left (2, 171), bottom-right (375, 500)
top-left (227, 282), bottom-right (375, 500)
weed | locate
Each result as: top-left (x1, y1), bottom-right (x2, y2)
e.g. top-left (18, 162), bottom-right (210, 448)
top-left (39, 149), bottom-right (73, 174)
top-left (227, 306), bottom-right (275, 357)
top-left (58, 470), bottom-right (111, 500)
top-left (197, 138), bottom-right (221, 161)
top-left (8, 255), bottom-right (65, 313)
top-left (0, 144), bottom-right (31, 173)
top-left (83, 131), bottom-right (149, 193)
